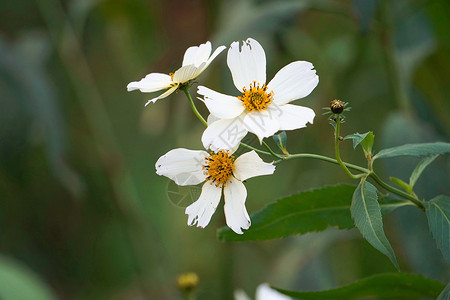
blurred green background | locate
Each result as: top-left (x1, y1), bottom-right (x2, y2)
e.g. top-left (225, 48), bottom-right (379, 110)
top-left (0, 0), bottom-right (449, 299)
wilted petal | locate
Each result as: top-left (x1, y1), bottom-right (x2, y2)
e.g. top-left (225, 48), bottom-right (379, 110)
top-left (155, 148), bottom-right (208, 185)
top-left (127, 73), bottom-right (173, 92)
top-left (144, 85), bottom-right (178, 106)
top-left (223, 176), bottom-right (250, 234)
top-left (267, 61), bottom-right (319, 105)
top-left (233, 150), bottom-right (275, 181)
top-left (227, 38), bottom-right (266, 92)
top-left (185, 182), bottom-right (222, 228)
top-left (198, 86), bottom-right (245, 119)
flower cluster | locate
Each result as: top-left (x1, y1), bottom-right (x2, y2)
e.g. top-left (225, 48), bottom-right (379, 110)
top-left (128, 38), bottom-right (318, 234)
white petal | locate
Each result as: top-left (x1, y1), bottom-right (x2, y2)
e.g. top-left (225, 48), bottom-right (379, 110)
top-left (243, 110), bottom-right (280, 143)
top-left (182, 41), bottom-right (212, 68)
top-left (207, 114), bottom-right (220, 126)
top-left (202, 116), bottom-right (248, 152)
top-left (256, 283), bottom-right (292, 300)
top-left (233, 150), bottom-right (275, 181)
top-left (155, 148), bottom-right (208, 186)
top-left (198, 86), bottom-right (245, 119)
top-left (227, 38), bottom-right (266, 92)
top-left (185, 182), bottom-right (222, 228)
top-left (173, 64), bottom-right (200, 83)
top-left (144, 85), bottom-right (178, 106)
top-left (197, 45), bottom-right (226, 74)
top-left (234, 290), bottom-right (252, 300)
top-left (127, 73), bottom-right (173, 92)
top-left (223, 176), bottom-right (250, 234)
top-left (267, 61), bottom-right (319, 105)
top-left (275, 104), bottom-right (315, 130)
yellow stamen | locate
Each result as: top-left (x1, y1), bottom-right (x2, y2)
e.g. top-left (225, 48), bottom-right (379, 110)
top-left (238, 81), bottom-right (273, 112)
top-left (169, 72), bottom-right (175, 81)
top-left (203, 150), bottom-right (234, 188)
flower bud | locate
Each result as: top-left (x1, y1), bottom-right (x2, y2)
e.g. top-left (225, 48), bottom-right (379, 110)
top-left (176, 272), bottom-right (199, 294)
top-left (330, 99), bottom-right (344, 114)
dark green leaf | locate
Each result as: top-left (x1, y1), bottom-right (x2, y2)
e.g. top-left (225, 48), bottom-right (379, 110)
top-left (409, 154), bottom-right (438, 187)
top-left (217, 185), bottom-right (409, 242)
top-left (274, 273), bottom-right (445, 299)
top-left (373, 142), bottom-right (450, 160)
top-left (0, 255), bottom-right (57, 300)
top-left (351, 180), bottom-right (399, 269)
top-left (425, 195), bottom-right (450, 263)
top-left (437, 283), bottom-right (450, 300)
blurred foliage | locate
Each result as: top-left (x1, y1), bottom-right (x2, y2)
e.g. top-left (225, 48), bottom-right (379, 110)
top-left (0, 0), bottom-right (449, 299)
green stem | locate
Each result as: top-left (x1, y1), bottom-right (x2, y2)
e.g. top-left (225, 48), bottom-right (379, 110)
top-left (334, 117), bottom-right (367, 179)
top-left (239, 142), bottom-right (271, 156)
top-left (262, 140), bottom-right (284, 159)
top-left (274, 153), bottom-right (369, 173)
top-left (182, 86), bottom-right (207, 126)
top-left (369, 172), bottom-right (425, 210)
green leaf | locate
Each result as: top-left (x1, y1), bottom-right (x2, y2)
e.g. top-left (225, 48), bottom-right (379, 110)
top-left (351, 180), bottom-right (399, 269)
top-left (344, 132), bottom-right (369, 149)
top-left (274, 273), bottom-right (445, 299)
top-left (425, 195), bottom-right (450, 263)
top-left (389, 176), bottom-right (412, 194)
top-left (409, 154), bottom-right (438, 187)
top-left (373, 142), bottom-right (450, 160)
top-left (344, 131), bottom-right (374, 157)
top-left (273, 131), bottom-right (288, 154)
top-left (0, 255), bottom-right (57, 300)
top-left (217, 185), bottom-right (410, 242)
top-left (437, 283), bottom-right (450, 300)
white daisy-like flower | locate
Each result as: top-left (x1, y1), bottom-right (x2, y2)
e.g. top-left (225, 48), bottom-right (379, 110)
top-left (199, 38), bottom-right (318, 151)
top-left (127, 41), bottom-right (226, 106)
top-left (234, 283), bottom-right (292, 300)
top-left (155, 148), bottom-right (275, 234)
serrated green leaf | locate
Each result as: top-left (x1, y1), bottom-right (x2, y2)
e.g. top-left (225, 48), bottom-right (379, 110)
top-left (351, 180), bottom-right (399, 269)
top-left (437, 283), bottom-right (450, 300)
top-left (425, 195), bottom-right (450, 263)
top-left (344, 132), bottom-right (370, 149)
top-left (273, 131), bottom-right (287, 154)
top-left (274, 273), bottom-right (445, 299)
top-left (217, 185), bottom-right (410, 242)
top-left (373, 142), bottom-right (450, 160)
top-left (344, 131), bottom-right (374, 157)
top-left (409, 154), bottom-right (439, 187)
top-left (0, 255), bottom-right (56, 300)
top-left (360, 132), bottom-right (374, 156)
top-left (389, 176), bottom-right (412, 193)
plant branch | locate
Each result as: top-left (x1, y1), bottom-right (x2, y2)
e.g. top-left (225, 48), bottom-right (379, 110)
top-left (334, 117), bottom-right (367, 179)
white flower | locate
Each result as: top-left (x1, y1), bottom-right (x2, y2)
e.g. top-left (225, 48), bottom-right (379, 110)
top-left (199, 38), bottom-right (318, 151)
top-left (155, 148), bottom-right (275, 234)
top-left (127, 41), bottom-right (225, 106)
top-left (235, 283), bottom-right (292, 300)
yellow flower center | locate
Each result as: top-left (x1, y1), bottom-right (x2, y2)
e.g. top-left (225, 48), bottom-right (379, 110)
top-left (203, 150), bottom-right (234, 187)
top-left (238, 81), bottom-right (273, 112)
